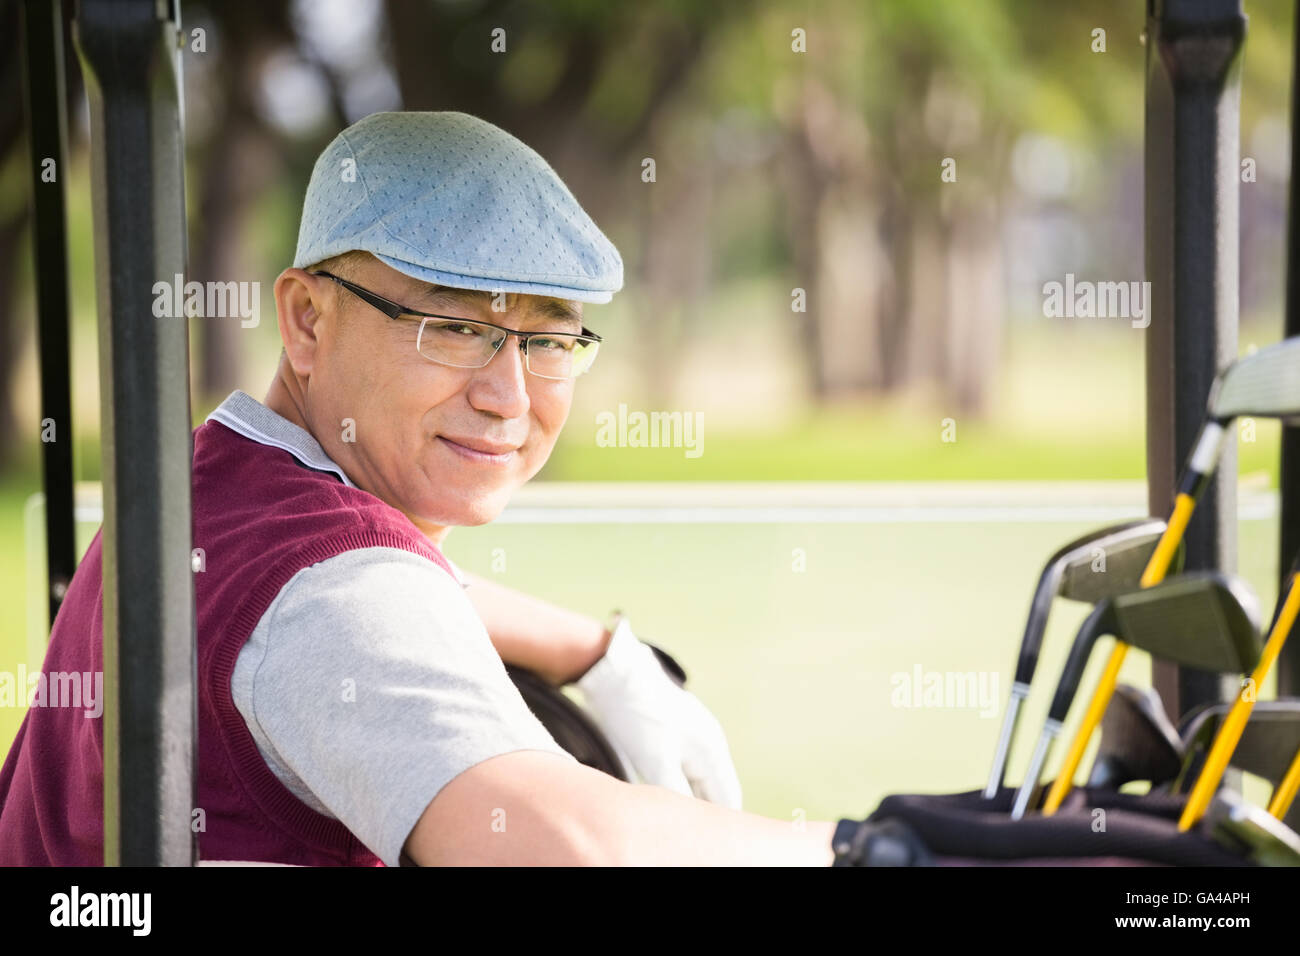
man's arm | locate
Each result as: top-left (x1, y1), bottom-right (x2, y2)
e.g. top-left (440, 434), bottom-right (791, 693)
top-left (461, 570), bottom-right (611, 685)
top-left (459, 568), bottom-right (745, 809)
top-left (404, 749), bottom-right (836, 866)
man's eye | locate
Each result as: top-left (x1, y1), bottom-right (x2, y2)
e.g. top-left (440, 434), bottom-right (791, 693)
top-left (429, 321), bottom-right (485, 337)
top-left (531, 337), bottom-right (574, 352)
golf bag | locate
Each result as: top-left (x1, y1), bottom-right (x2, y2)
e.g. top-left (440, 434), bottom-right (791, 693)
top-left (855, 787), bottom-right (1256, 866)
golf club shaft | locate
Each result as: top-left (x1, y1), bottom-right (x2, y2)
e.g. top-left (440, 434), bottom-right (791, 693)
top-left (1266, 744), bottom-right (1300, 819)
top-left (1011, 721), bottom-right (1060, 819)
top-left (985, 684), bottom-right (1028, 798)
top-left (1040, 491), bottom-right (1198, 815)
top-left (1179, 581), bottom-right (1300, 829)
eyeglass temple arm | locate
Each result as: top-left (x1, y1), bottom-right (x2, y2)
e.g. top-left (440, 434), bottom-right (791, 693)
top-left (310, 271), bottom-right (405, 320)
top-left (312, 270), bottom-right (602, 340)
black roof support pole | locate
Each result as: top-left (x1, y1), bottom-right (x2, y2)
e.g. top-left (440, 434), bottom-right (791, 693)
top-left (20, 0), bottom-right (77, 626)
top-left (1144, 0), bottom-right (1245, 722)
top-left (73, 0), bottom-right (195, 866)
top-left (1277, 3), bottom-right (1300, 699)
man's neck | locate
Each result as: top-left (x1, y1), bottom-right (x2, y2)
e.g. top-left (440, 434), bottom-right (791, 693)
top-left (262, 363), bottom-right (311, 433)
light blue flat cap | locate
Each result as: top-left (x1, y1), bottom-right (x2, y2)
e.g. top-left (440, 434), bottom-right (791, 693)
top-left (293, 111), bottom-right (623, 303)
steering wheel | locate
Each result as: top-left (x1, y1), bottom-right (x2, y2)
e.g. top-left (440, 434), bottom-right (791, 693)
top-left (504, 665), bottom-right (630, 780)
top-left (503, 641), bottom-right (688, 783)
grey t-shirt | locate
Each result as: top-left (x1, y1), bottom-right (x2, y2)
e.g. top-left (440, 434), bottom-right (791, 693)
top-left (209, 391), bottom-right (576, 866)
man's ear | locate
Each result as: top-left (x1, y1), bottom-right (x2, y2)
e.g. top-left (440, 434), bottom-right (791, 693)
top-left (273, 268), bottom-right (330, 377)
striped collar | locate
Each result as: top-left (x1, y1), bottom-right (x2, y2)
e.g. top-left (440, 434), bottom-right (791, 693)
top-left (206, 390), bottom-right (357, 488)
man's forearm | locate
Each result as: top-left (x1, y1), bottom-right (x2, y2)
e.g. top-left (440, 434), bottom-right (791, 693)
top-left (408, 751), bottom-right (836, 866)
top-left (606, 781), bottom-right (837, 866)
top-left (462, 570), bottom-right (612, 684)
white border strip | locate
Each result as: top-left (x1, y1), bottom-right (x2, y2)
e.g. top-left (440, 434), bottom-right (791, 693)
top-left (491, 503), bottom-right (1278, 524)
top-left (62, 499), bottom-right (1280, 526)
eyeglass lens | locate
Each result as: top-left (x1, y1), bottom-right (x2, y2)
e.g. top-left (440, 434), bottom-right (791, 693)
top-left (417, 319), bottom-right (598, 379)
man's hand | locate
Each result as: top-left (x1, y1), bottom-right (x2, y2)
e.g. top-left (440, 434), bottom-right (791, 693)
top-left (576, 615), bottom-right (743, 809)
top-left (456, 570), bottom-right (741, 805)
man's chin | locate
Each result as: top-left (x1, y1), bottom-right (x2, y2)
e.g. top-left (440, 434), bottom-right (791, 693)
top-left (426, 492), bottom-right (511, 528)
top-left (451, 505), bottom-right (503, 528)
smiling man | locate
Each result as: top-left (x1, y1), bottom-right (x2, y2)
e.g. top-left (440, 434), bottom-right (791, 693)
top-left (266, 258), bottom-right (580, 550)
top-left (0, 111), bottom-right (885, 866)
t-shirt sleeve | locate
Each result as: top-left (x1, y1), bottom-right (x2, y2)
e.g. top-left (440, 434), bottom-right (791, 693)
top-left (237, 546), bottom-right (577, 866)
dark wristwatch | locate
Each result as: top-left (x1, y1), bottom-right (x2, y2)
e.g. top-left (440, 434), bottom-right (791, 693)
top-left (831, 818), bottom-right (933, 867)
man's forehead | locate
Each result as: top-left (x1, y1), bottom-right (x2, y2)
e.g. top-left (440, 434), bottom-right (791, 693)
top-left (407, 280), bottom-right (583, 325)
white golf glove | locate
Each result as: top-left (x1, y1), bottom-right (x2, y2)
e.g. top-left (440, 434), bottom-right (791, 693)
top-left (576, 614), bottom-right (743, 809)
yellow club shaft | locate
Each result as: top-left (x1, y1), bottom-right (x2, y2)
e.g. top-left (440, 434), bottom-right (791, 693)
top-left (1040, 644), bottom-right (1128, 814)
top-left (1180, 581), bottom-right (1300, 829)
top-left (1041, 492), bottom-right (1197, 815)
top-left (1266, 745), bottom-right (1300, 820)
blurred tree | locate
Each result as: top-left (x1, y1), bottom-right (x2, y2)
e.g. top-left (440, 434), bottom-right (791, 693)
top-left (187, 0), bottom-right (296, 402)
top-left (382, 0), bottom-right (735, 408)
top-left (182, 0), bottom-right (352, 403)
top-left (1, 0), bottom-right (1295, 450)
top-left (0, 0), bottom-right (30, 473)
top-left (758, 0), bottom-right (1151, 410)
top-left (1, 0), bottom-right (84, 473)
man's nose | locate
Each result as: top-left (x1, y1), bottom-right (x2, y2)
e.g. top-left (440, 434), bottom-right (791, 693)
top-left (467, 333), bottom-right (531, 418)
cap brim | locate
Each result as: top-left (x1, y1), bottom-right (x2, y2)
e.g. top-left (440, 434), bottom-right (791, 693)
top-left (372, 252), bottom-right (615, 305)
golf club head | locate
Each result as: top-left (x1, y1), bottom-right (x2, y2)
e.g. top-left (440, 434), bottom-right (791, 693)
top-left (1209, 336), bottom-right (1300, 423)
top-left (1087, 683), bottom-right (1184, 790)
top-left (1050, 571), bottom-right (1262, 727)
top-left (1177, 700), bottom-right (1300, 790)
top-left (1057, 520), bottom-right (1176, 605)
top-left (1012, 573), bottom-right (1261, 819)
top-left (1206, 789), bottom-right (1300, 866)
top-left (1015, 519), bottom-right (1171, 686)
top-left (1107, 571), bottom-right (1262, 671)
top-left (984, 518), bottom-right (1169, 798)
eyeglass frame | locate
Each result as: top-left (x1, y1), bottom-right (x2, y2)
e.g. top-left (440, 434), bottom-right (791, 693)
top-left (309, 270), bottom-right (603, 380)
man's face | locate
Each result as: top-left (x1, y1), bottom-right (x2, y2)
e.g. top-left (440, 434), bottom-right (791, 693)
top-left (286, 256), bottom-right (584, 538)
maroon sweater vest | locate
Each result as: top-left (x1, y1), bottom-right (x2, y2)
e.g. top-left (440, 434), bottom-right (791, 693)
top-left (0, 419), bottom-right (456, 865)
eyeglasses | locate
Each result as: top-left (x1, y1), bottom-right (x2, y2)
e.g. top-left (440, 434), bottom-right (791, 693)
top-left (311, 271), bottom-right (603, 380)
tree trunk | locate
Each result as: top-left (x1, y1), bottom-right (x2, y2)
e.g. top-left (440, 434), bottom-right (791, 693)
top-left (0, 205), bottom-right (31, 473)
top-left (944, 195), bottom-right (1004, 415)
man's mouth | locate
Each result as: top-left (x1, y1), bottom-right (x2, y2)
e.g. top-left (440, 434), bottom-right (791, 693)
top-left (437, 435), bottom-right (519, 464)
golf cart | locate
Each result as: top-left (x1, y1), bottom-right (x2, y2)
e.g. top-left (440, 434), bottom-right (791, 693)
top-left (15, 0), bottom-right (1300, 865)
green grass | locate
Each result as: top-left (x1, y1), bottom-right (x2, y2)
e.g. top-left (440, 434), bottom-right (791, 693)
top-left (0, 479), bottom-right (31, 758)
top-left (0, 475), bottom-right (101, 758)
top-left (437, 512), bottom-right (1283, 821)
top-left (544, 405), bottom-right (1283, 482)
